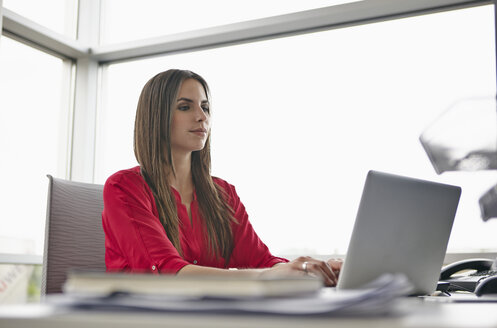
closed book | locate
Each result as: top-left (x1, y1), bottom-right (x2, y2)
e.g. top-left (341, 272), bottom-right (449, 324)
top-left (63, 271), bottom-right (322, 298)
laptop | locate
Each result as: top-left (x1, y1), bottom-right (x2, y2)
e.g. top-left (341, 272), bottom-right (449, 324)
top-left (336, 170), bottom-right (461, 295)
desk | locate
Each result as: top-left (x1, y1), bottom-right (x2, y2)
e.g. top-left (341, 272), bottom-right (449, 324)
top-left (0, 297), bottom-right (496, 328)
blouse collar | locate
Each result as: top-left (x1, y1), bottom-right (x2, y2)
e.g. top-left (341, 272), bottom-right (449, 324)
top-left (170, 186), bottom-right (197, 202)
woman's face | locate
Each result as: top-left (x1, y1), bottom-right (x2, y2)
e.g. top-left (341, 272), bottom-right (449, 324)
top-left (170, 78), bottom-right (211, 155)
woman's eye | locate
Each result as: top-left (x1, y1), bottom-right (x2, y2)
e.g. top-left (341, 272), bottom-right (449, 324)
top-left (202, 106), bottom-right (210, 113)
top-left (178, 105), bottom-right (189, 111)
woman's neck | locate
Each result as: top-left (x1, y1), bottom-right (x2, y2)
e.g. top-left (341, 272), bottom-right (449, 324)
top-left (169, 151), bottom-right (193, 201)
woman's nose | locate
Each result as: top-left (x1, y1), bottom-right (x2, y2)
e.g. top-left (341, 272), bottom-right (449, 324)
top-left (195, 105), bottom-right (208, 121)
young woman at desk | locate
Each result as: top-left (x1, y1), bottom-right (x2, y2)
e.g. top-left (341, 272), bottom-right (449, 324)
top-left (102, 69), bottom-right (342, 286)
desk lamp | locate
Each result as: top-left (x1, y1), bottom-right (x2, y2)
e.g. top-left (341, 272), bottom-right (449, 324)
top-left (420, 95), bottom-right (497, 220)
top-left (419, 96), bottom-right (497, 295)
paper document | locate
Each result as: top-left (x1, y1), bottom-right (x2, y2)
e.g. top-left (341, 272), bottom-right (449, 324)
top-left (49, 273), bottom-right (413, 316)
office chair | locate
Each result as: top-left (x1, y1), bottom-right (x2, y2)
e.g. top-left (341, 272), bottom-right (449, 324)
top-left (41, 175), bottom-right (106, 294)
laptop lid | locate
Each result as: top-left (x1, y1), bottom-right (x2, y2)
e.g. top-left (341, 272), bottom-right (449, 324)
top-left (337, 170), bottom-right (461, 295)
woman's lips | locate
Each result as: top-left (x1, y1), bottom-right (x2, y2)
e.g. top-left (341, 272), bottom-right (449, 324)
top-left (190, 128), bottom-right (207, 136)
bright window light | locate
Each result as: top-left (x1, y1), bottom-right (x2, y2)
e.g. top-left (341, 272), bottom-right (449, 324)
top-left (0, 36), bottom-right (68, 255)
top-left (3, 0), bottom-right (79, 38)
top-left (96, 6), bottom-right (497, 256)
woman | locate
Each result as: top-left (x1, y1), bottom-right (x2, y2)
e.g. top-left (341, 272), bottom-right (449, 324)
top-left (102, 69), bottom-right (342, 286)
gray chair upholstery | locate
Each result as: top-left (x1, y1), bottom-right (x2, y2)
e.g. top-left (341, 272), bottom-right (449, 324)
top-left (41, 175), bottom-right (106, 294)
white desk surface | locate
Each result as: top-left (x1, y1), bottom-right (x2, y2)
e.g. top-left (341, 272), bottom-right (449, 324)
top-left (0, 296), bottom-right (496, 328)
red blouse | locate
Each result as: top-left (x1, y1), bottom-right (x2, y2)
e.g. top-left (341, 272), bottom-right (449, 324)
top-left (102, 166), bottom-right (288, 274)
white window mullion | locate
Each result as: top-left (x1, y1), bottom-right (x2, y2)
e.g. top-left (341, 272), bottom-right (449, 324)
top-left (71, 58), bottom-right (100, 182)
top-left (59, 61), bottom-right (76, 179)
top-left (0, 254), bottom-right (42, 265)
top-left (70, 0), bottom-right (101, 182)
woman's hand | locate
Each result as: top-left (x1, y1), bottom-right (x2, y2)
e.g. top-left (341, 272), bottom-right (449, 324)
top-left (263, 256), bottom-right (343, 287)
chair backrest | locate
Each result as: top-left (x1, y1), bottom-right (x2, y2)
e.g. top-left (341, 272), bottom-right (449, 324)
top-left (41, 175), bottom-right (105, 294)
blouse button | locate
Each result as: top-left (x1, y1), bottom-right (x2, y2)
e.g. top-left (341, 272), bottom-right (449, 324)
top-left (193, 260), bottom-right (198, 264)
top-left (151, 265), bottom-right (156, 271)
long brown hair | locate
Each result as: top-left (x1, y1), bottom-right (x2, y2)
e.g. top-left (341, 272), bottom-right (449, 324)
top-left (134, 69), bottom-right (236, 265)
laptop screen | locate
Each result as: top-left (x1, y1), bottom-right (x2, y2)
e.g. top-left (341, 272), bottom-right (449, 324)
top-left (337, 170), bottom-right (461, 295)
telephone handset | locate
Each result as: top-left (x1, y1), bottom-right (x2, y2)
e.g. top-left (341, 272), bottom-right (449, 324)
top-left (439, 258), bottom-right (497, 294)
top-left (440, 258), bottom-right (494, 280)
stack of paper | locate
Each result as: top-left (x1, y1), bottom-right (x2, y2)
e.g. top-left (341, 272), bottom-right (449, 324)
top-left (49, 273), bottom-right (413, 316)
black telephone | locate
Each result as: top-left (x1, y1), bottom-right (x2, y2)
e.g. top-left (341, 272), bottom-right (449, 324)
top-left (439, 258), bottom-right (497, 295)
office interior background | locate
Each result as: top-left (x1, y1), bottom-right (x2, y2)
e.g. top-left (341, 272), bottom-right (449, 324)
top-left (1, 0), bottom-right (497, 302)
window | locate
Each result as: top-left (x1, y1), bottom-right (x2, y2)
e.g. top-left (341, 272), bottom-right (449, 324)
top-left (95, 5), bottom-right (497, 256)
top-left (99, 0), bottom-right (360, 44)
top-left (0, 35), bottom-right (71, 256)
top-left (3, 0), bottom-right (79, 38)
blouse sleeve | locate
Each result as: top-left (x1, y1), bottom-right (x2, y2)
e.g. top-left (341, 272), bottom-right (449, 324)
top-left (215, 179), bottom-right (289, 268)
top-left (102, 170), bottom-right (189, 274)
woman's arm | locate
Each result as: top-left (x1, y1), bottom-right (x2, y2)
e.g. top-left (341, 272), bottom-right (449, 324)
top-left (178, 256), bottom-right (343, 286)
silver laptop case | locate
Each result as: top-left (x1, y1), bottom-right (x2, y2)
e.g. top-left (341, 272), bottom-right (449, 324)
top-left (337, 170), bottom-right (461, 295)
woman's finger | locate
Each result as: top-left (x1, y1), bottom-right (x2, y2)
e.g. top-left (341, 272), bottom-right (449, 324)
top-left (327, 259), bottom-right (343, 276)
top-left (304, 259), bottom-right (338, 286)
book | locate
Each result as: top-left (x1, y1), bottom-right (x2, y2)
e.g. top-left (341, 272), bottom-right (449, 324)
top-left (63, 271), bottom-right (323, 299)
